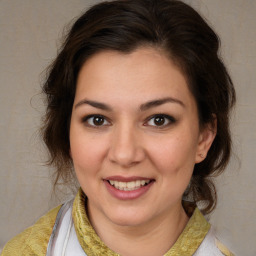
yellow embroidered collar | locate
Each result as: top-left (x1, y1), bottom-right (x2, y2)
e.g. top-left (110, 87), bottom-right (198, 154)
top-left (72, 189), bottom-right (210, 256)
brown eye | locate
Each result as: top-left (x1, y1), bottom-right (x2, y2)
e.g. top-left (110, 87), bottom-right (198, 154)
top-left (93, 116), bottom-right (104, 126)
top-left (154, 116), bottom-right (165, 126)
top-left (83, 115), bottom-right (110, 127)
top-left (146, 114), bottom-right (176, 127)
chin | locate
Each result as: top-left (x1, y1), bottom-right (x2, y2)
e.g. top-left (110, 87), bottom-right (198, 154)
top-left (111, 217), bottom-right (148, 228)
top-left (105, 207), bottom-right (154, 228)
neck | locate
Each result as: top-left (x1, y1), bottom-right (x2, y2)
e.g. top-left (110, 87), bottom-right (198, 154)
top-left (88, 202), bottom-right (189, 256)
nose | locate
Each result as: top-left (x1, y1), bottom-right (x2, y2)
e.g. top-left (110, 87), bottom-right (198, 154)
top-left (108, 123), bottom-right (146, 168)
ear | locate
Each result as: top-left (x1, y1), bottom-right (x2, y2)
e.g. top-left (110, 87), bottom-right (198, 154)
top-left (195, 118), bottom-right (217, 163)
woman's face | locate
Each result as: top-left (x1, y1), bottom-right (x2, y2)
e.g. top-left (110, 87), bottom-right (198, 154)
top-left (70, 47), bottom-right (215, 228)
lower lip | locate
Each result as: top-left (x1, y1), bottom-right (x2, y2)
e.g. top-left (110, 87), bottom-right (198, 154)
top-left (104, 180), bottom-right (154, 200)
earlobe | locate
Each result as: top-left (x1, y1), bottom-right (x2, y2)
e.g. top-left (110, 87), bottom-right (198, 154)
top-left (195, 119), bottom-right (217, 163)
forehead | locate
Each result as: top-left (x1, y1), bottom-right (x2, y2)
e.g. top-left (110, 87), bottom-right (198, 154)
top-left (75, 47), bottom-right (195, 109)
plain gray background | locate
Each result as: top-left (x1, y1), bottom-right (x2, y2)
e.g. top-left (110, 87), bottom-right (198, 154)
top-left (0, 1), bottom-right (255, 255)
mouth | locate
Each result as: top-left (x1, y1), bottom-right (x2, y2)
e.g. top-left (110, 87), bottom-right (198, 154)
top-left (107, 179), bottom-right (151, 191)
top-left (104, 176), bottom-right (155, 200)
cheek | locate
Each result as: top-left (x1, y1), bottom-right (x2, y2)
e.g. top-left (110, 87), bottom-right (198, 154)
top-left (70, 135), bottom-right (109, 197)
top-left (70, 130), bottom-right (109, 177)
top-left (147, 131), bottom-right (198, 174)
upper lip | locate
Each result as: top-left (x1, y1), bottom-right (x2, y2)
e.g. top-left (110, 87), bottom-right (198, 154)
top-left (104, 176), bottom-right (154, 182)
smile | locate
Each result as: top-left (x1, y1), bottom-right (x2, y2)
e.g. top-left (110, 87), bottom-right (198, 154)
top-left (108, 180), bottom-right (151, 191)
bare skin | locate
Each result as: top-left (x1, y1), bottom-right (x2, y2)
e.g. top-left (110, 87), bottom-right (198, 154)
top-left (70, 47), bottom-right (216, 256)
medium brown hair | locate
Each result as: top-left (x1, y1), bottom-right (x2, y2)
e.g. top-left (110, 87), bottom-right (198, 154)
top-left (42, 0), bottom-right (236, 214)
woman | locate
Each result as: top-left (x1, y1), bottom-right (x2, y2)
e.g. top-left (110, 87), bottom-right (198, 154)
top-left (1, 0), bottom-right (236, 255)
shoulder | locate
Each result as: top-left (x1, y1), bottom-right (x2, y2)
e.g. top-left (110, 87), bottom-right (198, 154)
top-left (1, 205), bottom-right (62, 256)
top-left (194, 227), bottom-right (235, 256)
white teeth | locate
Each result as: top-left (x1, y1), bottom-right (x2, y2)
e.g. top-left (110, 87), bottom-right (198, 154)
top-left (135, 180), bottom-right (140, 187)
top-left (108, 180), bottom-right (150, 191)
top-left (127, 181), bottom-right (135, 189)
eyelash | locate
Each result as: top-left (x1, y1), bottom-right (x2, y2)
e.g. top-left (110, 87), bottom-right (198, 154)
top-left (144, 114), bottom-right (176, 128)
top-left (82, 115), bottom-right (111, 128)
top-left (82, 114), bottom-right (176, 128)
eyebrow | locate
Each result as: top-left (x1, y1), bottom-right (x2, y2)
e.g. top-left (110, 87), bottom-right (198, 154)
top-left (75, 99), bottom-right (112, 111)
top-left (140, 97), bottom-right (185, 111)
top-left (74, 97), bottom-right (185, 111)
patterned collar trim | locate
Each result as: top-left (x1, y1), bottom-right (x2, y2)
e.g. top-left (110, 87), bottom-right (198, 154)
top-left (72, 189), bottom-right (210, 256)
